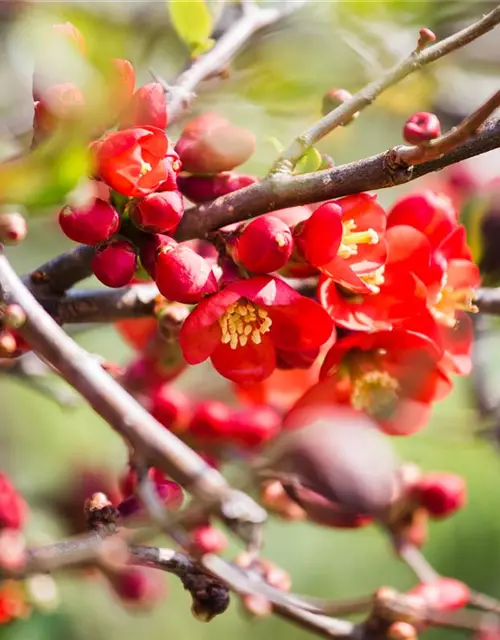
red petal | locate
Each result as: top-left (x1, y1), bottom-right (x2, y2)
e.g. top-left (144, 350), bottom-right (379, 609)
top-left (211, 337), bottom-right (276, 383)
top-left (377, 399), bottom-right (432, 436)
top-left (446, 259), bottom-right (481, 290)
top-left (267, 297), bottom-right (335, 352)
top-left (319, 257), bottom-right (375, 293)
top-left (439, 225), bottom-right (472, 262)
top-left (386, 225), bottom-right (431, 279)
top-left (227, 276), bottom-right (298, 307)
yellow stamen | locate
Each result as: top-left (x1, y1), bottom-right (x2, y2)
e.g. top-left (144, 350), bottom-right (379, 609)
top-left (218, 299), bottom-right (272, 349)
top-left (338, 218), bottom-right (379, 260)
top-left (139, 159), bottom-right (152, 176)
top-left (431, 285), bottom-right (478, 328)
top-left (360, 266), bottom-right (386, 294)
top-left (351, 370), bottom-right (399, 420)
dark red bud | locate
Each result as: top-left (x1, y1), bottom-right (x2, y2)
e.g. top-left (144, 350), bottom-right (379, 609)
top-left (228, 406), bottom-right (281, 449)
top-left (177, 172), bottom-right (256, 204)
top-left (59, 199), bottom-right (120, 245)
top-left (150, 384), bottom-right (191, 433)
top-left (188, 401), bottom-right (232, 441)
top-left (131, 191), bottom-right (184, 233)
top-left (155, 244), bottom-right (218, 303)
top-left (92, 239), bottom-right (137, 288)
top-left (403, 112), bottom-right (441, 145)
top-left (232, 215), bottom-right (293, 274)
top-left (413, 472), bottom-right (466, 518)
top-left (117, 480), bottom-right (184, 520)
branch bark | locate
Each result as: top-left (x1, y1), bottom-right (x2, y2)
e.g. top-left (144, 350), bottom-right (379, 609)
top-left (272, 5), bottom-right (500, 171)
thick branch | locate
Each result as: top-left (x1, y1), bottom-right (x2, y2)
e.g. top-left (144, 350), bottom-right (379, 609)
top-left (166, 2), bottom-right (301, 122)
top-left (175, 117), bottom-right (500, 241)
top-left (0, 251), bottom-right (265, 542)
top-left (273, 5), bottom-right (500, 170)
top-left (27, 245), bottom-right (94, 296)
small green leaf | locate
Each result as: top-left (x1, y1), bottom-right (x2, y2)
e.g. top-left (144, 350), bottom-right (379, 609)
top-left (190, 38), bottom-right (215, 58)
top-left (168, 0), bottom-right (213, 54)
top-left (295, 147), bottom-right (322, 175)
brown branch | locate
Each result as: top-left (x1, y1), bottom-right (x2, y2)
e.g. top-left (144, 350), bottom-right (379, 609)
top-left (272, 5), bottom-right (500, 171)
top-left (26, 245), bottom-right (94, 296)
top-left (174, 116), bottom-right (500, 241)
top-left (392, 90), bottom-right (500, 166)
top-left (165, 1), bottom-right (304, 123)
top-left (0, 250), bottom-right (266, 545)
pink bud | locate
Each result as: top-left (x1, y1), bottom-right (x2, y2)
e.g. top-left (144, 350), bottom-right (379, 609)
top-left (190, 525), bottom-right (228, 555)
top-left (232, 216), bottom-right (293, 273)
top-left (59, 199), bottom-right (120, 245)
top-left (414, 472), bottom-right (466, 518)
top-left (92, 239), bottom-right (137, 288)
top-left (131, 191), bottom-right (184, 233)
top-left (407, 578), bottom-right (469, 611)
top-left (188, 401), bottom-right (232, 441)
top-left (403, 112), bottom-right (441, 145)
top-left (120, 82), bottom-right (167, 130)
top-left (155, 244), bottom-right (218, 303)
top-left (150, 384), bottom-right (191, 432)
top-left (0, 213), bottom-right (27, 245)
top-left (177, 172), bottom-right (256, 203)
top-left (293, 202), bottom-right (343, 267)
top-left (321, 88), bottom-right (358, 122)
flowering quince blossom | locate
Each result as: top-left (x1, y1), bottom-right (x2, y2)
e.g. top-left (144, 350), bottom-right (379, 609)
top-left (179, 276), bottom-right (335, 383)
top-left (288, 329), bottom-right (451, 435)
top-left (92, 126), bottom-right (180, 198)
top-left (294, 194), bottom-right (387, 293)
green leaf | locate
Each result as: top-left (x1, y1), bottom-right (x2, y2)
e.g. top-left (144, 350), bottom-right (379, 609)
top-left (295, 147), bottom-right (322, 175)
top-left (168, 0), bottom-right (213, 54)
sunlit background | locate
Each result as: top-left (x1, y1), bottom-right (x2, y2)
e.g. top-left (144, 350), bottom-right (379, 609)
top-left (0, 1), bottom-right (500, 639)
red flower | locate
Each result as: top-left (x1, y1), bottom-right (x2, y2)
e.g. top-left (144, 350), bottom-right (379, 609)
top-left (92, 126), bottom-right (178, 197)
top-left (180, 276), bottom-right (335, 383)
top-left (312, 194), bottom-right (387, 293)
top-left (288, 330), bottom-right (450, 435)
top-left (120, 82), bottom-right (167, 130)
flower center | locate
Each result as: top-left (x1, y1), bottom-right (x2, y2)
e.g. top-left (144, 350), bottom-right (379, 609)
top-left (139, 159), bottom-right (153, 176)
top-left (338, 219), bottom-right (379, 259)
top-left (430, 284), bottom-right (478, 328)
top-left (219, 300), bottom-right (272, 349)
top-left (359, 266), bottom-right (386, 294)
top-left (350, 370), bottom-right (399, 419)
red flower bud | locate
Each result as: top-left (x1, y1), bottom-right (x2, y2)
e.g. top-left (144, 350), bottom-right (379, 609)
top-left (120, 466), bottom-right (171, 498)
top-left (403, 112), bottom-right (441, 145)
top-left (177, 172), bottom-right (256, 203)
top-left (0, 213), bottom-right (27, 245)
top-left (175, 112), bottom-right (256, 174)
top-left (131, 191), bottom-right (184, 233)
top-left (321, 88), bottom-right (358, 122)
top-left (117, 480), bottom-right (183, 519)
top-left (115, 317), bottom-right (157, 351)
top-left (407, 578), bottom-right (469, 611)
top-left (59, 199), bottom-right (120, 245)
top-left (0, 474), bottom-right (27, 531)
top-left (92, 239), bottom-right (137, 288)
top-left (150, 384), bottom-right (191, 433)
top-left (109, 566), bottom-right (166, 610)
top-left (232, 216), bottom-right (293, 274)
top-left (228, 405), bottom-right (281, 448)
top-left (188, 401), bottom-right (232, 441)
top-left (293, 201), bottom-right (343, 267)
top-left (120, 82), bottom-right (167, 130)
top-left (190, 525), bottom-right (228, 555)
top-left (414, 472), bottom-right (466, 518)
top-left (139, 234), bottom-right (176, 279)
top-left (155, 244), bottom-right (218, 303)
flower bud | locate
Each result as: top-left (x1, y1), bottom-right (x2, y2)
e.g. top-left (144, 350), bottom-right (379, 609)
top-left (0, 212), bottom-right (27, 245)
top-left (229, 406), bottom-right (281, 448)
top-left (108, 566), bottom-right (166, 610)
top-left (139, 234), bottom-right (177, 279)
top-left (321, 88), bottom-right (358, 123)
top-left (188, 401), bottom-right (232, 441)
top-left (0, 473), bottom-right (27, 531)
top-left (59, 199), bottom-right (120, 245)
top-left (407, 578), bottom-right (469, 611)
top-left (150, 384), bottom-right (191, 432)
top-left (131, 190), bottom-right (184, 233)
top-left (413, 472), bottom-right (466, 518)
top-left (120, 82), bottom-right (167, 130)
top-left (92, 239), bottom-right (137, 288)
top-left (403, 112), bottom-right (441, 145)
top-left (117, 480), bottom-right (184, 520)
top-left (232, 216), bottom-right (293, 274)
top-left (155, 244), bottom-right (218, 303)
top-left (293, 202), bottom-right (343, 267)
top-left (175, 112), bottom-right (256, 174)
top-left (190, 525), bottom-right (228, 555)
top-left (177, 172), bottom-right (256, 203)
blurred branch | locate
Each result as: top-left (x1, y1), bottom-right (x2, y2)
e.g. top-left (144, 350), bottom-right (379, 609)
top-left (163, 1), bottom-right (305, 123)
top-left (271, 5), bottom-right (500, 172)
top-left (26, 245), bottom-right (94, 296)
top-left (476, 287), bottom-right (500, 315)
top-left (175, 116), bottom-right (500, 241)
top-left (391, 90), bottom-right (500, 166)
top-left (0, 250), bottom-right (266, 546)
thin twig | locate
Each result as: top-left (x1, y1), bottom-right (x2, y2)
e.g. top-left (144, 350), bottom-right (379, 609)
top-left (392, 90), bottom-right (500, 166)
top-left (0, 250), bottom-right (266, 545)
top-left (271, 5), bottom-right (500, 171)
top-left (165, 2), bottom-right (301, 123)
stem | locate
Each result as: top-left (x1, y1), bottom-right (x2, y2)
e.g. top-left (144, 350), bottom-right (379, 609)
top-left (272, 5), bottom-right (500, 170)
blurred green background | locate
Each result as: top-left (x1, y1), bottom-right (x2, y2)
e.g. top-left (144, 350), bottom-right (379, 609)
top-left (1, 1), bottom-right (500, 638)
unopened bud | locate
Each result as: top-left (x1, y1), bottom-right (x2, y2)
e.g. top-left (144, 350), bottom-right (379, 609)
top-left (0, 212), bottom-right (27, 245)
top-left (416, 28), bottom-right (436, 51)
top-left (403, 112), bottom-right (441, 145)
top-left (321, 88), bottom-right (358, 123)
top-left (84, 492), bottom-right (118, 534)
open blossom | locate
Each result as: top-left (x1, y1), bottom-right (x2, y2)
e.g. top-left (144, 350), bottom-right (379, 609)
top-left (92, 126), bottom-right (180, 197)
top-left (288, 330), bottom-right (451, 435)
top-left (180, 276), bottom-right (334, 383)
top-left (294, 194), bottom-right (387, 293)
